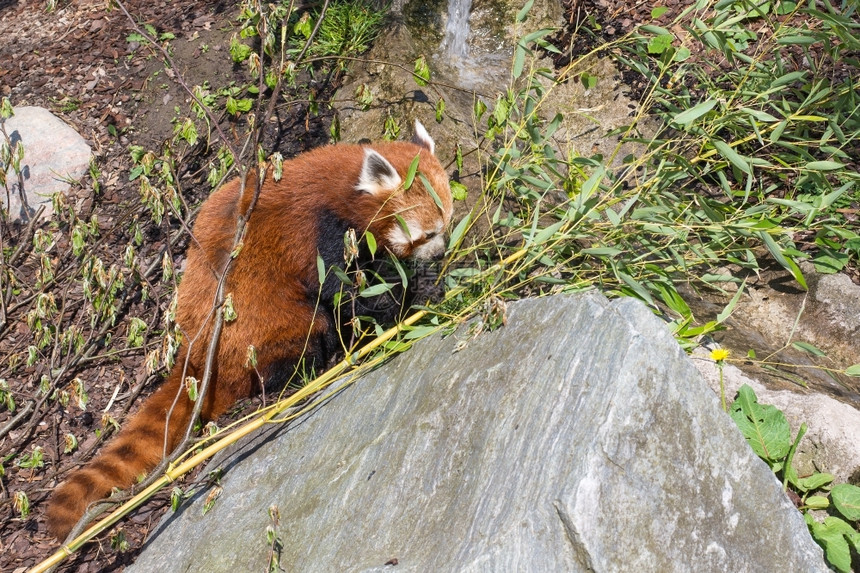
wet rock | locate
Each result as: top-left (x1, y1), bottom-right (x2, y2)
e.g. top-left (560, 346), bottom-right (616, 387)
top-left (128, 293), bottom-right (826, 572)
top-left (0, 106), bottom-right (91, 223)
top-left (335, 0), bottom-right (563, 160)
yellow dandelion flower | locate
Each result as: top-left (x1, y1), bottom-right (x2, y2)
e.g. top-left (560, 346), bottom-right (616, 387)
top-left (710, 348), bottom-right (730, 362)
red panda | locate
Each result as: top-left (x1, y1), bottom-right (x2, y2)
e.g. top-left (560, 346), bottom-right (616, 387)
top-left (46, 121), bottom-right (453, 540)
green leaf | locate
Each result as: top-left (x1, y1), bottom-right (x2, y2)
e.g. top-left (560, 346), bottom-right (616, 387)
top-left (617, 271), bottom-right (655, 307)
top-left (791, 341), bottom-right (826, 357)
top-left (316, 255), bottom-right (326, 286)
top-left (394, 214), bottom-right (411, 239)
top-left (738, 107), bottom-right (779, 122)
top-left (474, 99), bottom-right (487, 122)
top-left (640, 25), bottom-right (672, 35)
top-left (651, 6), bottom-right (669, 18)
top-left (804, 160), bottom-right (845, 171)
top-left (654, 282), bottom-right (691, 319)
top-left (808, 516), bottom-right (856, 572)
top-left (771, 70), bottom-right (806, 88)
top-left (364, 231), bottom-right (377, 257)
top-left (831, 483), bottom-right (860, 521)
top-left (450, 181), bottom-right (468, 201)
top-left (580, 72), bottom-right (598, 89)
top-left (758, 231), bottom-right (807, 290)
top-left (359, 282), bottom-right (394, 298)
top-left (672, 99), bottom-right (717, 126)
top-left (516, 0), bottom-right (534, 22)
top-left (813, 250), bottom-right (849, 274)
top-left (795, 473), bottom-right (834, 492)
top-left (770, 120), bottom-right (788, 143)
top-left (530, 220), bottom-right (565, 246)
top-left (806, 495), bottom-right (831, 509)
top-left (716, 279), bottom-right (746, 323)
top-left (581, 247), bottom-right (622, 257)
top-left (419, 173), bottom-right (444, 210)
top-left (581, 165), bottom-right (606, 199)
top-left (229, 37), bottom-right (252, 63)
top-left (729, 384), bottom-right (791, 463)
top-left (647, 34), bottom-right (674, 54)
top-left (448, 212), bottom-right (471, 251)
top-left (413, 55), bottom-right (430, 87)
top-left (403, 155), bottom-right (420, 190)
top-left (713, 139), bottom-right (751, 174)
top-left (845, 364), bottom-right (860, 377)
top-left (673, 46), bottom-right (691, 61)
top-left (403, 325), bottom-right (437, 340)
top-left (513, 43), bottom-right (527, 79)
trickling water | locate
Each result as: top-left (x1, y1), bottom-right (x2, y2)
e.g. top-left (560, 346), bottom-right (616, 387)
top-left (441, 0), bottom-right (473, 59)
top-left (437, 0), bottom-right (509, 90)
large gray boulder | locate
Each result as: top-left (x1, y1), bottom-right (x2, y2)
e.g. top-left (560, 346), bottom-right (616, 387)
top-left (128, 293), bottom-right (826, 572)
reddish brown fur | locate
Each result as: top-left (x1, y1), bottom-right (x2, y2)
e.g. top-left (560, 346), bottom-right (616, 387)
top-left (46, 137), bottom-right (452, 539)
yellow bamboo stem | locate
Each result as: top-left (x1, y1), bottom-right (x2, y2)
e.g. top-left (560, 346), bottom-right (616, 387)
top-left (31, 246), bottom-right (529, 573)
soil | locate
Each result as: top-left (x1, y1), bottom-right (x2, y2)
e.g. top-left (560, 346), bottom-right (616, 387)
top-left (0, 1), bottom-right (336, 571)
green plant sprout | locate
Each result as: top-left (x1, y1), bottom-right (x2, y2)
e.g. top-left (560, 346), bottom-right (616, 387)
top-left (730, 384), bottom-right (860, 572)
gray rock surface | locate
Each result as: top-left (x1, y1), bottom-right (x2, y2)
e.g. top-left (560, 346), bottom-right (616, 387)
top-left (129, 293), bottom-right (826, 572)
top-left (1, 106), bottom-right (91, 222)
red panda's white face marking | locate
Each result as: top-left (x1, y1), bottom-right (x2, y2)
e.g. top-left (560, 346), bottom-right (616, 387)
top-left (356, 121), bottom-right (453, 261)
top-left (385, 215), bottom-right (447, 260)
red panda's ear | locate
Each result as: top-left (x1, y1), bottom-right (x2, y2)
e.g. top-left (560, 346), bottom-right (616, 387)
top-left (412, 120), bottom-right (435, 155)
top-left (356, 148), bottom-right (402, 195)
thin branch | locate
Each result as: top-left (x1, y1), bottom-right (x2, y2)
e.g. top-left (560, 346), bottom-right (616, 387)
top-left (114, 0), bottom-right (240, 165)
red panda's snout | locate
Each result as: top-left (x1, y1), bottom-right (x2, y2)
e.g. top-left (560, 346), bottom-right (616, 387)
top-left (384, 215), bottom-right (448, 260)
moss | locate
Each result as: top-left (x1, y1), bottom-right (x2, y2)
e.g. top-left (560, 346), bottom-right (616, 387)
top-left (402, 0), bottom-right (445, 47)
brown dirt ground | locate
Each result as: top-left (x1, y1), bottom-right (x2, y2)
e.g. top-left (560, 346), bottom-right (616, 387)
top-left (0, 0), bottom-right (336, 571)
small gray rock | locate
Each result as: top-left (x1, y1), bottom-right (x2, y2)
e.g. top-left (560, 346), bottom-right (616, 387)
top-left (1, 106), bottom-right (91, 223)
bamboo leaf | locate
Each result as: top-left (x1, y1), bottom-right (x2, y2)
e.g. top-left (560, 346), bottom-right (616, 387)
top-left (402, 325), bottom-right (438, 340)
top-left (771, 70), bottom-right (806, 87)
top-left (713, 139), bottom-right (751, 174)
top-left (581, 246), bottom-right (622, 256)
top-left (672, 99), bottom-right (717, 126)
top-left (447, 212), bottom-right (471, 251)
top-left (738, 107), bottom-right (779, 122)
top-left (804, 160), bottom-right (844, 171)
top-left (531, 220), bottom-right (565, 246)
top-left (617, 271), bottom-right (655, 307)
top-left (716, 279), bottom-right (745, 323)
top-left (758, 231), bottom-right (807, 290)
top-left (516, 0), bottom-right (535, 22)
top-left (316, 255), bottom-right (325, 285)
top-left (791, 341), bottom-right (827, 357)
top-left (359, 282), bottom-right (394, 298)
top-left (419, 173), bottom-right (444, 210)
top-left (403, 155), bottom-right (420, 189)
top-left (513, 44), bottom-right (527, 79)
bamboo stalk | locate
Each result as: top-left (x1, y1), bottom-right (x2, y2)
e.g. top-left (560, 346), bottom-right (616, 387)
top-left (31, 247), bottom-right (528, 573)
